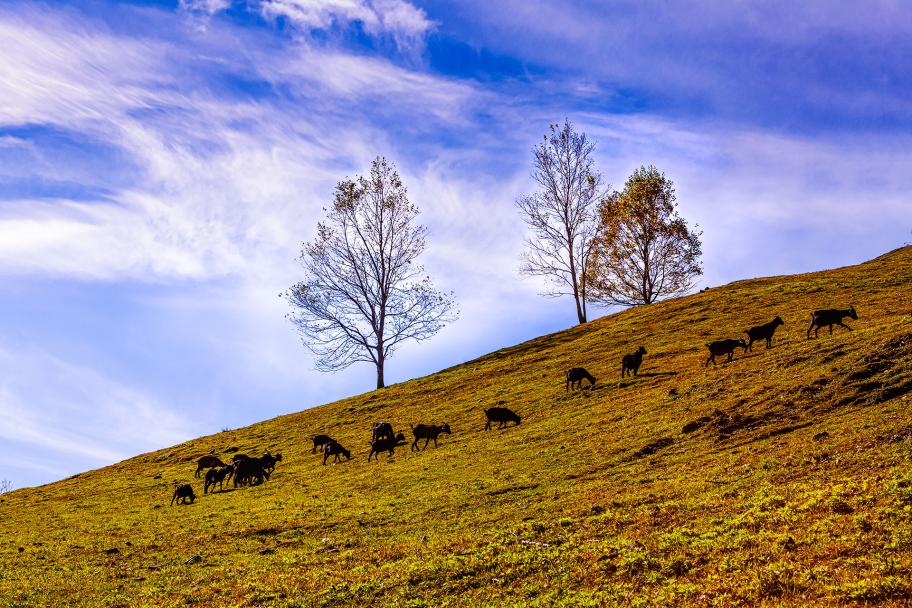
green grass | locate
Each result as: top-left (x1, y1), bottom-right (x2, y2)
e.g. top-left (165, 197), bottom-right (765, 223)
top-left (3, 247), bottom-right (912, 607)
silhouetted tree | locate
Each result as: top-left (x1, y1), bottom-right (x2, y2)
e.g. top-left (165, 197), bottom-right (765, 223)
top-left (0, 479), bottom-right (11, 495)
top-left (285, 157), bottom-right (457, 389)
top-left (588, 165), bottom-right (702, 306)
top-left (516, 120), bottom-right (604, 324)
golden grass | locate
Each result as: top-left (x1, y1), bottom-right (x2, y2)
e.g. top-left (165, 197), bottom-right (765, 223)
top-left (2, 247), bottom-right (912, 607)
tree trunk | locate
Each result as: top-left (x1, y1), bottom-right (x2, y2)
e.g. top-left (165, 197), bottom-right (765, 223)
top-left (575, 296), bottom-right (587, 324)
top-left (375, 355), bottom-right (385, 389)
top-left (567, 234), bottom-right (587, 325)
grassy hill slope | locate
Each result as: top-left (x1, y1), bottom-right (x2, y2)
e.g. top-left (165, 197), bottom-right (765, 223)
top-left (2, 247), bottom-right (912, 607)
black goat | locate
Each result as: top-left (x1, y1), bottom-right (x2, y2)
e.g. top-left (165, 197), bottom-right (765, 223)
top-left (807, 306), bottom-right (857, 338)
top-left (410, 423), bottom-right (451, 451)
top-left (312, 435), bottom-right (334, 454)
top-left (194, 454), bottom-right (226, 478)
top-left (484, 407), bottom-right (521, 430)
top-left (705, 339), bottom-right (747, 366)
top-left (204, 465), bottom-right (233, 494)
top-left (233, 457), bottom-right (268, 487)
top-left (746, 316), bottom-right (784, 350)
top-left (565, 367), bottom-right (596, 392)
top-left (322, 440), bottom-right (351, 465)
top-left (368, 432), bottom-right (406, 461)
top-left (170, 484), bottom-right (196, 506)
top-left (260, 452), bottom-right (282, 475)
top-left (621, 347), bottom-right (647, 377)
top-left (371, 422), bottom-right (395, 443)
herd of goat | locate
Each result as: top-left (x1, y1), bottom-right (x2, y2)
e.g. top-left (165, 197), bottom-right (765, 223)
top-left (171, 305), bottom-right (858, 505)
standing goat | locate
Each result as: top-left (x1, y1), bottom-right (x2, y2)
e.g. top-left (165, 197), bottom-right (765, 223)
top-left (204, 466), bottom-right (233, 494)
top-left (621, 347), bottom-right (647, 377)
top-left (368, 433), bottom-right (407, 461)
top-left (233, 456), bottom-right (269, 487)
top-left (705, 339), bottom-right (747, 366)
top-left (170, 484), bottom-right (196, 506)
top-left (194, 455), bottom-right (225, 478)
top-left (807, 306), bottom-right (857, 338)
top-left (371, 422), bottom-right (396, 443)
top-left (745, 316), bottom-right (784, 350)
top-left (312, 435), bottom-right (334, 454)
top-left (260, 452), bottom-right (282, 475)
top-left (410, 423), bottom-right (451, 451)
top-left (565, 367), bottom-right (596, 392)
top-left (323, 440), bottom-right (351, 465)
top-left (484, 407), bottom-right (521, 430)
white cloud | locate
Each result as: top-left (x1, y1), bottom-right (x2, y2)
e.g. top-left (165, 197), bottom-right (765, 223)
top-left (180, 0), bottom-right (232, 15)
top-left (257, 0), bottom-right (433, 49)
top-left (0, 4), bottom-right (481, 282)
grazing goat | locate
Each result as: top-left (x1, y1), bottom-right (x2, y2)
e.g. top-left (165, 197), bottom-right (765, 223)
top-left (170, 484), bottom-right (196, 506)
top-left (204, 466), bottom-right (232, 494)
top-left (194, 455), bottom-right (225, 478)
top-left (807, 306), bottom-right (857, 338)
top-left (233, 457), bottom-right (268, 487)
top-left (368, 432), bottom-right (406, 461)
top-left (621, 347), bottom-right (647, 377)
top-left (371, 422), bottom-right (395, 443)
top-left (705, 339), bottom-right (747, 366)
top-left (322, 440), bottom-right (351, 465)
top-left (746, 316), bottom-right (784, 350)
top-left (410, 423), bottom-right (452, 451)
top-left (565, 367), bottom-right (596, 392)
top-left (312, 434), bottom-right (334, 454)
top-left (484, 407), bottom-right (521, 430)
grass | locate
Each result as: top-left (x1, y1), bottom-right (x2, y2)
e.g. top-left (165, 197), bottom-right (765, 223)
top-left (2, 246), bottom-right (912, 607)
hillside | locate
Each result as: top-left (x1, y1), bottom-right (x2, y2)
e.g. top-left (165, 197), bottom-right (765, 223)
top-left (2, 247), bottom-right (912, 607)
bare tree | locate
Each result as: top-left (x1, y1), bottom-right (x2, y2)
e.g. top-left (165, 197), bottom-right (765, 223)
top-left (285, 157), bottom-right (457, 389)
top-left (516, 120), bottom-right (604, 324)
top-left (0, 479), bottom-right (11, 495)
top-left (588, 165), bottom-right (702, 306)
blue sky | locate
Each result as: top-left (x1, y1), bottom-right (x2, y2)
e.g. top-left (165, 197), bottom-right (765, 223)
top-left (2, 0), bottom-right (910, 488)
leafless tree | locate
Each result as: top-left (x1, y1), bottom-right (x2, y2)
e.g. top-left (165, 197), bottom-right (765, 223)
top-left (0, 479), bottom-right (12, 495)
top-left (516, 120), bottom-right (604, 324)
top-left (285, 157), bottom-right (457, 389)
top-left (588, 165), bottom-right (702, 306)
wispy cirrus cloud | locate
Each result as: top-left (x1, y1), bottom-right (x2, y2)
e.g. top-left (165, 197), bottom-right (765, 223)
top-left (0, 2), bottom-right (478, 282)
top-left (258, 0), bottom-right (433, 50)
top-left (0, 345), bottom-right (192, 484)
top-left (181, 0), bottom-right (434, 50)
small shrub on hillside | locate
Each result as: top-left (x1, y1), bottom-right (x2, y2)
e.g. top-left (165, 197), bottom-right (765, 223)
top-left (829, 495), bottom-right (854, 514)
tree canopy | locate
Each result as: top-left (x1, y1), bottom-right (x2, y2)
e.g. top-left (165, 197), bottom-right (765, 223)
top-left (588, 165), bottom-right (702, 306)
top-left (285, 157), bottom-right (457, 389)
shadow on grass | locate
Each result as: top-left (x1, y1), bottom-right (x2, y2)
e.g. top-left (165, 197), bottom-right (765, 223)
top-left (634, 371), bottom-right (679, 378)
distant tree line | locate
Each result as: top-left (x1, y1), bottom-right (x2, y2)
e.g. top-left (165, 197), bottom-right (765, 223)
top-left (285, 121), bottom-right (703, 386)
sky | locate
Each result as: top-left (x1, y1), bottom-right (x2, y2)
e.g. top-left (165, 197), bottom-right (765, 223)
top-left (2, 0), bottom-right (911, 488)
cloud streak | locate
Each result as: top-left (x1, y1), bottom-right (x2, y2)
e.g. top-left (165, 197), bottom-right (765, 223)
top-left (0, 345), bottom-right (192, 484)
